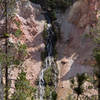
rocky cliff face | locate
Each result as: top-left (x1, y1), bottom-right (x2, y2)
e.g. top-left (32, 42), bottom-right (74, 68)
top-left (7, 0), bottom-right (45, 94)
top-left (56, 0), bottom-right (100, 99)
top-left (68, 0), bottom-right (98, 27)
top-left (0, 0), bottom-right (100, 99)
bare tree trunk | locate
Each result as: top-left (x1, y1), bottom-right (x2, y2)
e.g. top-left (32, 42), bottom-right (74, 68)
top-left (0, 64), bottom-right (4, 100)
top-left (77, 95), bottom-right (78, 100)
top-left (5, 0), bottom-right (8, 100)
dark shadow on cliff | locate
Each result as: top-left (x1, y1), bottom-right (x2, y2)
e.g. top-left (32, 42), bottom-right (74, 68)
top-left (59, 34), bottom-right (95, 80)
top-left (58, 32), bottom-right (99, 98)
top-left (56, 24), bottom-right (95, 81)
top-left (61, 59), bottom-right (93, 81)
top-left (26, 30), bottom-right (44, 62)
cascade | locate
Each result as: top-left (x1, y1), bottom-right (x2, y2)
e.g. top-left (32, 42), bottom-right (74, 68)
top-left (38, 12), bottom-right (58, 100)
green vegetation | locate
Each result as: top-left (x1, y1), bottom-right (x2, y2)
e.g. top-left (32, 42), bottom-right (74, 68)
top-left (93, 48), bottom-right (100, 99)
top-left (44, 67), bottom-right (55, 85)
top-left (77, 73), bottom-right (87, 86)
top-left (30, 0), bottom-right (74, 11)
top-left (70, 79), bottom-right (75, 85)
top-left (51, 91), bottom-right (57, 100)
top-left (11, 70), bottom-right (36, 100)
top-left (0, 42), bottom-right (27, 67)
top-left (74, 87), bottom-right (83, 96)
top-left (91, 95), bottom-right (98, 100)
top-left (42, 24), bottom-right (48, 43)
top-left (0, 49), bottom-right (18, 67)
top-left (41, 24), bottom-right (57, 61)
top-left (44, 85), bottom-right (57, 100)
top-left (30, 1), bottom-right (59, 99)
top-left (88, 85), bottom-right (93, 89)
top-left (69, 73), bottom-right (99, 100)
top-left (18, 44), bottom-right (27, 53)
top-left (14, 20), bottom-right (21, 28)
top-left (18, 43), bottom-right (27, 58)
top-left (13, 17), bottom-right (22, 37)
top-left (92, 12), bottom-right (100, 99)
top-left (14, 29), bottom-right (22, 37)
top-left (52, 21), bottom-right (61, 40)
top-left (5, 42), bottom-right (27, 66)
top-left (94, 48), bottom-right (100, 66)
top-left (83, 33), bottom-right (92, 39)
top-left (49, 10), bottom-right (57, 21)
top-left (70, 73), bottom-right (87, 98)
top-left (66, 95), bottom-right (73, 100)
top-left (0, 52), bottom-right (6, 65)
top-left (94, 29), bottom-right (100, 98)
top-left (0, 41), bottom-right (28, 99)
top-left (13, 59), bottom-right (21, 65)
top-left (4, 33), bottom-right (10, 37)
top-left (43, 67), bottom-right (58, 100)
top-left (44, 85), bottom-right (52, 99)
top-left (74, 74), bottom-right (88, 96)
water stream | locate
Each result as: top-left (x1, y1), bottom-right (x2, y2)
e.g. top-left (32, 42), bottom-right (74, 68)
top-left (38, 12), bottom-right (57, 100)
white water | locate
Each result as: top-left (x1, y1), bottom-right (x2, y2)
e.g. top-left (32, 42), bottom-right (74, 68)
top-left (38, 19), bottom-right (57, 100)
top-left (39, 57), bottom-right (56, 100)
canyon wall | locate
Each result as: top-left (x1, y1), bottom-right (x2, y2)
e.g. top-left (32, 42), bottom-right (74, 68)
top-left (0, 0), bottom-right (100, 99)
top-left (7, 0), bottom-right (45, 94)
top-left (56, 0), bottom-right (100, 99)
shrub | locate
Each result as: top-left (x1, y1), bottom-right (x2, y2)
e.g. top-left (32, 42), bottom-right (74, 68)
top-left (49, 10), bottom-right (57, 21)
top-left (70, 79), bottom-right (75, 85)
top-left (94, 48), bottom-right (100, 65)
top-left (74, 87), bottom-right (83, 96)
top-left (44, 86), bottom-right (57, 100)
top-left (14, 29), bottom-right (22, 37)
top-left (13, 59), bottom-right (21, 65)
top-left (77, 73), bottom-right (87, 86)
top-left (29, 0), bottom-right (74, 11)
top-left (44, 67), bottom-right (54, 85)
top-left (11, 70), bottom-right (36, 100)
top-left (44, 66), bottom-right (57, 99)
top-left (14, 20), bottom-right (21, 28)
top-left (18, 44), bottom-right (27, 58)
top-left (52, 91), bottom-right (57, 100)
top-left (88, 85), bottom-right (93, 89)
top-left (73, 73), bottom-right (87, 97)
top-left (44, 85), bottom-right (51, 99)
top-left (66, 95), bottom-right (73, 100)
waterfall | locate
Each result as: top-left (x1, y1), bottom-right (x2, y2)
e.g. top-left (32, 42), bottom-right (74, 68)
top-left (39, 57), bottom-right (57, 100)
top-left (38, 13), bottom-right (58, 100)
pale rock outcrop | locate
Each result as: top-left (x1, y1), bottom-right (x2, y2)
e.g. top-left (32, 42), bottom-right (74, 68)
top-left (8, 0), bottom-right (45, 94)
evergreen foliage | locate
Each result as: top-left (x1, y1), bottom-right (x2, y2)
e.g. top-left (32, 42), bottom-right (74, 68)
top-left (43, 67), bottom-right (57, 100)
top-left (11, 70), bottom-right (36, 100)
top-left (29, 0), bottom-right (75, 10)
